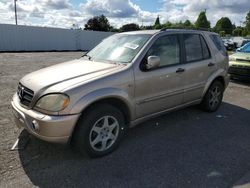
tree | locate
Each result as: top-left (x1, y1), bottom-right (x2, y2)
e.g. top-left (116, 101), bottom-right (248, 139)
top-left (163, 21), bottom-right (173, 28)
top-left (195, 11), bottom-right (210, 28)
top-left (154, 16), bottom-right (160, 26)
top-left (219, 31), bottom-right (226, 37)
top-left (183, 20), bottom-right (193, 27)
top-left (84, 15), bottom-right (111, 31)
top-left (109, 27), bottom-right (120, 32)
top-left (214, 17), bottom-right (233, 35)
top-left (154, 16), bottom-right (162, 29)
top-left (141, 25), bottom-right (153, 30)
top-left (232, 27), bottom-right (243, 36)
top-left (154, 24), bottom-right (163, 29)
top-left (174, 21), bottom-right (183, 28)
top-left (245, 11), bottom-right (250, 35)
top-left (120, 23), bottom-right (140, 32)
top-left (242, 28), bottom-right (248, 37)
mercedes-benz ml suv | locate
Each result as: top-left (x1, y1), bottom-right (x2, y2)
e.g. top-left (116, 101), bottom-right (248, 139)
top-left (11, 29), bottom-right (229, 157)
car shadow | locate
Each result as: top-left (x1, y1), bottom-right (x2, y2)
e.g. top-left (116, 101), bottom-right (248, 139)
top-left (18, 102), bottom-right (250, 188)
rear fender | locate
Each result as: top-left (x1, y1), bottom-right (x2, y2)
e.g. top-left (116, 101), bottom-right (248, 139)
top-left (202, 69), bottom-right (229, 97)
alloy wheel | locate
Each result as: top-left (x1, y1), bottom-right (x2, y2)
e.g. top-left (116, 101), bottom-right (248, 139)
top-left (89, 116), bottom-right (119, 152)
top-left (209, 86), bottom-right (221, 109)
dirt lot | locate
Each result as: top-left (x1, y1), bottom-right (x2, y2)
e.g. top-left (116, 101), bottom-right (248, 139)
top-left (0, 52), bottom-right (250, 188)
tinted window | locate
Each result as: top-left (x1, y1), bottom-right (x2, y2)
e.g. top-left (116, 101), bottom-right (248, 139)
top-left (147, 35), bottom-right (180, 67)
top-left (184, 34), bottom-right (203, 62)
top-left (200, 36), bottom-right (210, 59)
top-left (209, 34), bottom-right (227, 56)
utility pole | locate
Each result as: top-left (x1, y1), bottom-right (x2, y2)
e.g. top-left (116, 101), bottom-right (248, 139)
top-left (14, 0), bottom-right (17, 25)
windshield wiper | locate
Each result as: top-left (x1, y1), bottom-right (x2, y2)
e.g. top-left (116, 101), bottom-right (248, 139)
top-left (82, 54), bottom-right (92, 60)
top-left (101, 59), bottom-right (126, 65)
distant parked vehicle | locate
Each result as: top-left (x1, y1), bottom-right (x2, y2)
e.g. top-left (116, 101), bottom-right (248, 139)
top-left (229, 43), bottom-right (250, 80)
top-left (241, 39), bottom-right (250, 47)
top-left (222, 38), bottom-right (235, 50)
top-left (237, 41), bottom-right (250, 52)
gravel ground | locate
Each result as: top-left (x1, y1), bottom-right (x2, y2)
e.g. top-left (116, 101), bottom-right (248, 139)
top-left (0, 52), bottom-right (250, 188)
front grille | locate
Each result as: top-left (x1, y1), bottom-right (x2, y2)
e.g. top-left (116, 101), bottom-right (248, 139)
top-left (231, 64), bottom-right (250, 69)
top-left (17, 83), bottom-right (34, 107)
top-left (235, 58), bottom-right (250, 63)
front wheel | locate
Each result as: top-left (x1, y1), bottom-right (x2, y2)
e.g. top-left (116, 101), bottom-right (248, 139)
top-left (200, 81), bottom-right (224, 112)
top-left (72, 104), bottom-right (126, 158)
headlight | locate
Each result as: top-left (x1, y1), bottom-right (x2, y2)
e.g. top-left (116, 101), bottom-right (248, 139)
top-left (229, 56), bottom-right (236, 62)
top-left (35, 94), bottom-right (70, 112)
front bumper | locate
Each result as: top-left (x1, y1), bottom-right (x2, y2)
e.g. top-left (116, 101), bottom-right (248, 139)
top-left (11, 94), bottom-right (80, 144)
top-left (228, 65), bottom-right (250, 80)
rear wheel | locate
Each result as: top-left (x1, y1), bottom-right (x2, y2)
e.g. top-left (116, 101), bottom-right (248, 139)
top-left (72, 104), bottom-right (126, 157)
top-left (200, 81), bottom-right (224, 112)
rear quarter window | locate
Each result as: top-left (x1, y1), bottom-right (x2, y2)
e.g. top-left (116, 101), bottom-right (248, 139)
top-left (209, 34), bottom-right (227, 56)
top-left (200, 35), bottom-right (211, 59)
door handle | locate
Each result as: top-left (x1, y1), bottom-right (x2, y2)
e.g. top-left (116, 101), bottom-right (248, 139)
top-left (176, 68), bottom-right (185, 73)
top-left (208, 62), bottom-right (215, 67)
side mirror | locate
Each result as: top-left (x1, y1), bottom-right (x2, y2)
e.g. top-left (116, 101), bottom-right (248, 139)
top-left (146, 56), bottom-right (160, 70)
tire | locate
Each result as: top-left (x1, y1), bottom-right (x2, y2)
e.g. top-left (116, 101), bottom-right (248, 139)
top-left (71, 104), bottom-right (126, 158)
top-left (200, 81), bottom-right (224, 112)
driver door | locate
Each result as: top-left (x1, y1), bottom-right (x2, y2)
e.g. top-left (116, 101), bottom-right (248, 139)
top-left (134, 34), bottom-right (185, 118)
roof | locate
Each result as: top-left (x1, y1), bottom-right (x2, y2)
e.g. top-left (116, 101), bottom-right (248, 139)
top-left (119, 29), bottom-right (216, 35)
top-left (120, 30), bottom-right (160, 35)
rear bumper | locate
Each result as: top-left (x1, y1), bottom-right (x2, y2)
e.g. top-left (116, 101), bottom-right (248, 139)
top-left (11, 94), bottom-right (80, 144)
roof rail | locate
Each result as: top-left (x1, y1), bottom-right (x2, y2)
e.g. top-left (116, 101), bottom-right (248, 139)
top-left (160, 27), bottom-right (213, 32)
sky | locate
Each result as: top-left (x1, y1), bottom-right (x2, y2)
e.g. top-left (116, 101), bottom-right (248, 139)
top-left (0, 0), bottom-right (249, 29)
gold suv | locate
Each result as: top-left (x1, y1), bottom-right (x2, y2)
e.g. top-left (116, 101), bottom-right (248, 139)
top-left (12, 29), bottom-right (229, 157)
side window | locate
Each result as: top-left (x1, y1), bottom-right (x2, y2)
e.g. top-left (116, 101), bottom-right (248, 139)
top-left (184, 34), bottom-right (203, 62)
top-left (147, 35), bottom-right (180, 67)
top-left (200, 36), bottom-right (211, 59)
top-left (209, 34), bottom-right (227, 56)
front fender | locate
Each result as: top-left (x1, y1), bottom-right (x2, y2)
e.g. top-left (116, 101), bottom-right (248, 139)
top-left (69, 87), bottom-right (135, 119)
top-left (202, 69), bottom-right (229, 97)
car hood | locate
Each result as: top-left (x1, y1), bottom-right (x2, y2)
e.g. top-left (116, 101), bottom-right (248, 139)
top-left (230, 52), bottom-right (250, 59)
top-left (20, 58), bottom-right (124, 93)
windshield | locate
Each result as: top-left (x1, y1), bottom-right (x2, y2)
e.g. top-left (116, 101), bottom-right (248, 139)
top-left (86, 34), bottom-right (151, 63)
top-left (239, 42), bottom-right (250, 53)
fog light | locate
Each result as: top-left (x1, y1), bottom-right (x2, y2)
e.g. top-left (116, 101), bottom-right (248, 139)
top-left (32, 120), bottom-right (39, 131)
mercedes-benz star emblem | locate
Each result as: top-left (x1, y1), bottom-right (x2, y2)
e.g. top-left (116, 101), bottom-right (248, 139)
top-left (18, 87), bottom-right (24, 100)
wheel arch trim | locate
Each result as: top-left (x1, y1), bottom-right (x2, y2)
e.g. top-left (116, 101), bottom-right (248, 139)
top-left (69, 87), bottom-right (134, 122)
top-left (202, 69), bottom-right (229, 98)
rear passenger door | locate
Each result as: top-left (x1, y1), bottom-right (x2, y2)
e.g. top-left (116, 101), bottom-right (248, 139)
top-left (181, 33), bottom-right (217, 103)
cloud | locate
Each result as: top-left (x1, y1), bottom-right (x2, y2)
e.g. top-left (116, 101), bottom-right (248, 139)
top-left (30, 8), bottom-right (45, 18)
top-left (0, 0), bottom-right (248, 29)
top-left (79, 0), bottom-right (159, 27)
top-left (41, 0), bottom-right (72, 10)
top-left (0, 0), bottom-right (80, 27)
top-left (160, 0), bottom-right (249, 25)
top-left (80, 0), bottom-right (139, 18)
